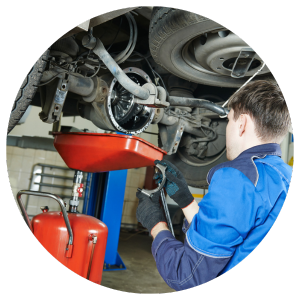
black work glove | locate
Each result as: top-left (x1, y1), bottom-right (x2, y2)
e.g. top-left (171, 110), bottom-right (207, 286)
top-left (136, 190), bottom-right (166, 234)
top-left (154, 160), bottom-right (194, 209)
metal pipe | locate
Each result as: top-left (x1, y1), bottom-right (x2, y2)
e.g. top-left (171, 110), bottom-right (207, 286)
top-left (82, 37), bottom-right (150, 100)
top-left (168, 96), bottom-right (229, 117)
top-left (41, 69), bottom-right (95, 97)
top-left (70, 171), bottom-right (84, 213)
top-left (16, 191), bottom-right (33, 232)
top-left (16, 190), bottom-right (73, 245)
top-left (68, 75), bottom-right (95, 97)
top-left (83, 173), bottom-right (92, 214)
top-left (87, 235), bottom-right (97, 279)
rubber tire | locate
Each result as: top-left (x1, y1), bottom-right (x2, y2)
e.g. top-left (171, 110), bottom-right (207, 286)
top-left (149, 7), bottom-right (274, 88)
top-left (8, 50), bottom-right (49, 134)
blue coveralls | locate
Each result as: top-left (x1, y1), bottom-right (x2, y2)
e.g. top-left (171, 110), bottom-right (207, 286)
top-left (151, 143), bottom-right (292, 291)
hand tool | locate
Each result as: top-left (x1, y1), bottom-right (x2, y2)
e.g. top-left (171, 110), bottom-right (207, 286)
top-left (137, 164), bottom-right (175, 236)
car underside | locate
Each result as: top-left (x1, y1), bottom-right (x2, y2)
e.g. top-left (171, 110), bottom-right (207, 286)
top-left (9, 7), bottom-right (275, 188)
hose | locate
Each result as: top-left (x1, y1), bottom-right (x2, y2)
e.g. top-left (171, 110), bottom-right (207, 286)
top-left (117, 13), bottom-right (138, 64)
top-left (110, 13), bottom-right (134, 63)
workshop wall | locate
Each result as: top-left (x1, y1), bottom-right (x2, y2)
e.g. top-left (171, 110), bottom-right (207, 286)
top-left (7, 143), bottom-right (146, 225)
top-left (6, 145), bottom-right (78, 216)
top-left (7, 105), bottom-right (152, 224)
top-left (122, 167), bottom-right (146, 226)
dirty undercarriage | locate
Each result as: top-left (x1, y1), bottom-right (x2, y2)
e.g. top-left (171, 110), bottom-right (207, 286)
top-left (9, 7), bottom-right (274, 187)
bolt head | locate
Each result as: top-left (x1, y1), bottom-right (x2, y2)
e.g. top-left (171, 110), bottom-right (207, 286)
top-left (82, 35), bottom-right (90, 46)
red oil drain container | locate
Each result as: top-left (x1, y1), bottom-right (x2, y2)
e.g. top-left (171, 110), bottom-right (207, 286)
top-left (53, 132), bottom-right (167, 173)
top-left (17, 190), bottom-right (108, 285)
top-left (16, 134), bottom-right (165, 283)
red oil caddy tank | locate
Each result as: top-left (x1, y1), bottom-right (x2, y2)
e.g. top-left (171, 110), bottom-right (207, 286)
top-left (32, 212), bottom-right (108, 284)
top-left (17, 190), bottom-right (108, 285)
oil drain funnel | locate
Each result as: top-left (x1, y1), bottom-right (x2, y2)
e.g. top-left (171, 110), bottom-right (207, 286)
top-left (53, 132), bottom-right (167, 173)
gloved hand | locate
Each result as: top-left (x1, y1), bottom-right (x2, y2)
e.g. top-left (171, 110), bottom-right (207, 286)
top-left (136, 190), bottom-right (167, 234)
top-left (154, 160), bottom-right (194, 209)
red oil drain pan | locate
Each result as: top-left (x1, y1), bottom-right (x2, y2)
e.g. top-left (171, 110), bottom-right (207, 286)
top-left (53, 132), bottom-right (167, 173)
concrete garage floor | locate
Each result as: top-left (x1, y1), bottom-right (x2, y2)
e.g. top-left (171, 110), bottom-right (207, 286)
top-left (101, 230), bottom-right (175, 293)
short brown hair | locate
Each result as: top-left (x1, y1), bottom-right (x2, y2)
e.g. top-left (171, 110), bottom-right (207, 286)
top-left (228, 80), bottom-right (291, 142)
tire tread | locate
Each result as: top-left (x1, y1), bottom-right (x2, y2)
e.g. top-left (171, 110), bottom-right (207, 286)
top-left (149, 7), bottom-right (207, 67)
top-left (8, 49), bottom-right (49, 134)
top-left (149, 7), bottom-right (274, 87)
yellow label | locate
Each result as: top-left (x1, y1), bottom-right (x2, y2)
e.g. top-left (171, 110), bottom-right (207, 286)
top-left (288, 156), bottom-right (294, 167)
top-left (192, 194), bottom-right (204, 199)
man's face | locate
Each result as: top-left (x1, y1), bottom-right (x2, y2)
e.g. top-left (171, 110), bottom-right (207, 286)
top-left (226, 109), bottom-right (240, 161)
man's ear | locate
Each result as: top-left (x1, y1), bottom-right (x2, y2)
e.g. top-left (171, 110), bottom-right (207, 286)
top-left (238, 114), bottom-right (247, 137)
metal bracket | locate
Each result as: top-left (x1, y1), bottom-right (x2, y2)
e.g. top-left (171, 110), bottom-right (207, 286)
top-left (231, 47), bottom-right (256, 78)
top-left (134, 83), bottom-right (170, 108)
top-left (39, 76), bottom-right (70, 124)
top-left (160, 120), bottom-right (185, 155)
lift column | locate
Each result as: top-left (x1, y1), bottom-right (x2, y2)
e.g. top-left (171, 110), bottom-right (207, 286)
top-left (85, 169), bottom-right (127, 270)
top-left (101, 170), bottom-right (127, 270)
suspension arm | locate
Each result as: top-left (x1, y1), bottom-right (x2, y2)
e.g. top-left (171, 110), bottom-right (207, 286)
top-left (82, 36), bottom-right (150, 100)
top-left (167, 96), bottom-right (229, 117)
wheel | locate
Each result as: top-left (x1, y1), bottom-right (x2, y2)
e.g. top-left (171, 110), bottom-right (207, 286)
top-left (163, 134), bottom-right (228, 189)
top-left (163, 142), bottom-right (227, 189)
top-left (159, 118), bottom-right (228, 188)
top-left (8, 50), bottom-right (49, 134)
top-left (149, 7), bottom-right (273, 88)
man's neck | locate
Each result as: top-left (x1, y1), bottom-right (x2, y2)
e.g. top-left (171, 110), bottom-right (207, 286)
top-left (240, 140), bottom-right (265, 155)
top-left (237, 137), bottom-right (279, 159)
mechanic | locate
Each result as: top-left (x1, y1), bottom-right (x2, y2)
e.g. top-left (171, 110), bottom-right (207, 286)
top-left (136, 80), bottom-right (292, 291)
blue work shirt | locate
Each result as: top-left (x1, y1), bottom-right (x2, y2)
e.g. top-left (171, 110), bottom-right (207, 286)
top-left (151, 143), bottom-right (292, 291)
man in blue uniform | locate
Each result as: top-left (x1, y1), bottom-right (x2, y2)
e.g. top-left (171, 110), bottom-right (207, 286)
top-left (136, 80), bottom-right (292, 291)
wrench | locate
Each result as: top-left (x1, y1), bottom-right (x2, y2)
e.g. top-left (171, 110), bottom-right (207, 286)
top-left (137, 163), bottom-right (175, 237)
top-left (138, 164), bottom-right (167, 197)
